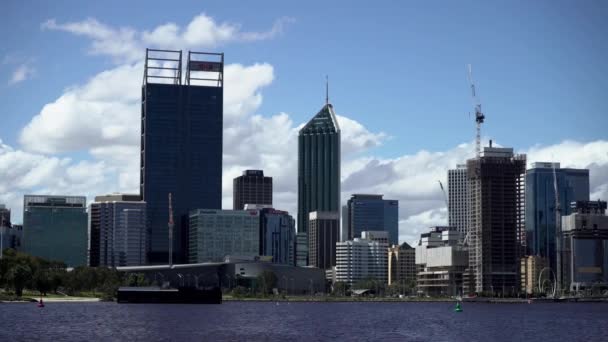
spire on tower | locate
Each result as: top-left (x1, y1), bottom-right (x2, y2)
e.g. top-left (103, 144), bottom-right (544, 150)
top-left (325, 75), bottom-right (329, 105)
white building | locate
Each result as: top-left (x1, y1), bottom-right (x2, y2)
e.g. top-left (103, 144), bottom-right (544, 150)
top-left (335, 231), bottom-right (388, 286)
top-left (448, 164), bottom-right (469, 239)
top-left (189, 209), bottom-right (260, 263)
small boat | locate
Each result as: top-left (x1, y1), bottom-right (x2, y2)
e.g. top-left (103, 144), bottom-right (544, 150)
top-left (454, 302), bottom-right (463, 312)
top-left (37, 299), bottom-right (45, 308)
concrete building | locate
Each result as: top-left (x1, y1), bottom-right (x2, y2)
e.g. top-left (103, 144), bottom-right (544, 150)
top-left (520, 255), bottom-right (548, 295)
top-left (141, 50), bottom-right (223, 264)
top-left (448, 164), bottom-right (469, 238)
top-left (258, 207), bottom-right (295, 265)
top-left (525, 162), bottom-right (589, 272)
top-left (89, 194), bottom-right (147, 267)
top-left (388, 242), bottom-right (416, 286)
top-left (465, 145), bottom-right (526, 295)
top-left (335, 231), bottom-right (388, 286)
top-left (344, 194), bottom-right (399, 245)
top-left (297, 100), bottom-right (341, 237)
top-left (233, 170), bottom-right (273, 210)
top-left (308, 211), bottom-right (340, 269)
top-left (189, 209), bottom-right (260, 263)
top-left (562, 200), bottom-right (608, 292)
top-left (415, 227), bottom-right (468, 296)
top-left (23, 195), bottom-right (87, 267)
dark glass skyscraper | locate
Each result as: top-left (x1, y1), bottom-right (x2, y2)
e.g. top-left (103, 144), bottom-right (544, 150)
top-left (297, 102), bottom-right (341, 236)
top-left (345, 194), bottom-right (399, 245)
top-left (233, 170), bottom-right (273, 210)
top-left (141, 49), bottom-right (223, 264)
top-left (525, 162), bottom-right (589, 270)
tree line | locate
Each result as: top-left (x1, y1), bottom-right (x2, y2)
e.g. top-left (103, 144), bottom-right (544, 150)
top-left (0, 249), bottom-right (146, 300)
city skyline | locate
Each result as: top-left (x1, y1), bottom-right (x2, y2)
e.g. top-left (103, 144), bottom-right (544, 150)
top-left (1, 2), bottom-right (608, 244)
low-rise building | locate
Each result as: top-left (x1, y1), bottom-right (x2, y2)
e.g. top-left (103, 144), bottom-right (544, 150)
top-left (388, 242), bottom-right (416, 286)
top-left (520, 255), bottom-right (548, 295)
top-left (415, 227), bottom-right (468, 296)
top-left (562, 200), bottom-right (608, 292)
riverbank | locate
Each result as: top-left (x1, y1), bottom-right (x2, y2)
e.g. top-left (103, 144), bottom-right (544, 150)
top-left (223, 295), bottom-right (608, 303)
top-left (0, 291), bottom-right (102, 303)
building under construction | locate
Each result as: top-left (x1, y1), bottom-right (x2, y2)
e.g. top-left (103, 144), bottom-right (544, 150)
top-left (464, 143), bottom-right (526, 295)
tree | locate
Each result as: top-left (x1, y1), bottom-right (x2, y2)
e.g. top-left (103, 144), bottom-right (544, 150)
top-left (256, 270), bottom-right (277, 296)
top-left (7, 264), bottom-right (32, 297)
top-left (33, 269), bottom-right (52, 296)
top-left (332, 281), bottom-right (349, 296)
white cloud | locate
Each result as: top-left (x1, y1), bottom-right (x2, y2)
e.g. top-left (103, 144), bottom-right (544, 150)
top-left (9, 64), bottom-right (35, 85)
top-left (42, 14), bottom-right (294, 63)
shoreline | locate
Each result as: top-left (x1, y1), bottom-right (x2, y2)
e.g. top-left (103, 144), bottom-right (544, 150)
top-left (222, 296), bottom-right (608, 304)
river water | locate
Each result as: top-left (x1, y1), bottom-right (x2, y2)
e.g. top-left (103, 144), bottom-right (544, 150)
top-left (1, 301), bottom-right (607, 341)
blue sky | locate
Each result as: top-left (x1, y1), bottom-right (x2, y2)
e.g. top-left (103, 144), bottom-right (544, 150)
top-left (1, 1), bottom-right (607, 240)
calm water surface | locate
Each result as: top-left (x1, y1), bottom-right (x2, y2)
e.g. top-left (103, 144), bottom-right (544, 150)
top-left (1, 301), bottom-right (607, 341)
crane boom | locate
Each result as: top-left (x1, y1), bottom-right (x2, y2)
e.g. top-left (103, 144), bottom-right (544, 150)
top-left (467, 64), bottom-right (485, 158)
top-left (553, 164), bottom-right (562, 296)
top-left (438, 180), bottom-right (449, 209)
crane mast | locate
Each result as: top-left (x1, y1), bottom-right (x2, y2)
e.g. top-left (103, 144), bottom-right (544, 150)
top-left (467, 64), bottom-right (485, 158)
top-left (168, 192), bottom-right (174, 267)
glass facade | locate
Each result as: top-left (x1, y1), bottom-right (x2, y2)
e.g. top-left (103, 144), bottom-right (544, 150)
top-left (141, 82), bottom-right (223, 264)
top-left (23, 195), bottom-right (87, 267)
top-left (189, 209), bottom-right (259, 263)
top-left (525, 163), bottom-right (589, 269)
top-left (345, 194), bottom-right (399, 245)
top-left (297, 103), bottom-right (341, 237)
top-left (259, 208), bottom-right (295, 265)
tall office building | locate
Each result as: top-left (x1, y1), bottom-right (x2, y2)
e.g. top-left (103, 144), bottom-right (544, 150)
top-left (258, 207), bottom-right (296, 265)
top-left (308, 211), bottom-right (340, 269)
top-left (448, 165), bottom-right (469, 237)
top-left (141, 49), bottom-right (223, 264)
top-left (344, 194), bottom-right (399, 245)
top-left (23, 195), bottom-right (88, 267)
top-left (0, 205), bottom-right (10, 253)
top-left (465, 145), bottom-right (526, 295)
top-left (233, 170), bottom-right (272, 210)
top-left (189, 209), bottom-right (259, 263)
top-left (335, 231), bottom-right (389, 285)
top-left (89, 194), bottom-right (147, 267)
top-left (297, 101), bottom-right (341, 236)
top-left (295, 232), bottom-right (308, 267)
top-left (525, 162), bottom-right (589, 271)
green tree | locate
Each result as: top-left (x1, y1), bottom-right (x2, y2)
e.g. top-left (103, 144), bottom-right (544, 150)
top-left (7, 264), bottom-right (32, 297)
top-left (256, 270), bottom-right (277, 296)
top-left (33, 269), bottom-right (52, 296)
top-left (332, 281), bottom-right (348, 296)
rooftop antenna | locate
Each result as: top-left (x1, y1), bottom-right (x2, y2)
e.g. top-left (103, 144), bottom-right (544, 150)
top-left (325, 75), bottom-right (329, 105)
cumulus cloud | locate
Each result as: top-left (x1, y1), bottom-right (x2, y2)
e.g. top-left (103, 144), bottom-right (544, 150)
top-left (8, 64), bottom-right (35, 84)
top-left (42, 14), bottom-right (294, 63)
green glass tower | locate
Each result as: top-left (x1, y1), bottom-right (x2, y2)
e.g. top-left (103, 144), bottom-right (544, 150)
top-left (23, 195), bottom-right (87, 267)
top-left (297, 102), bottom-right (341, 237)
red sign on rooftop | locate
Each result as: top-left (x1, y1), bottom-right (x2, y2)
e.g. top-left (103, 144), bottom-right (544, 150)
top-left (189, 61), bottom-right (222, 72)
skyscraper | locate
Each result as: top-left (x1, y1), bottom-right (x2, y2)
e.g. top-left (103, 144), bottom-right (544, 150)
top-left (141, 49), bottom-right (223, 264)
top-left (23, 195), bottom-right (88, 267)
top-left (448, 165), bottom-right (469, 238)
top-left (233, 170), bottom-right (273, 210)
top-left (297, 99), bottom-right (341, 264)
top-left (525, 162), bottom-right (589, 271)
top-left (465, 145), bottom-right (526, 295)
top-left (89, 194), bottom-right (147, 267)
top-left (335, 231), bottom-right (389, 286)
top-left (344, 194), bottom-right (399, 245)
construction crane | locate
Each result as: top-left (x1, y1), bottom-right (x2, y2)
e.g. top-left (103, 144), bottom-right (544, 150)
top-left (438, 180), bottom-right (449, 209)
top-left (168, 192), bottom-right (174, 267)
top-left (467, 64), bottom-right (485, 158)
